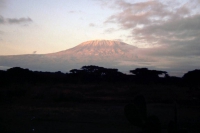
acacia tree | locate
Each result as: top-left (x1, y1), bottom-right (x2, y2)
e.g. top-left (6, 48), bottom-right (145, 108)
top-left (81, 65), bottom-right (122, 76)
top-left (81, 65), bottom-right (104, 75)
top-left (130, 68), bottom-right (167, 78)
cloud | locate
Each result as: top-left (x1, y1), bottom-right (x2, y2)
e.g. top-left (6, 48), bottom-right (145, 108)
top-left (0, 0), bottom-right (5, 8)
top-left (69, 11), bottom-right (77, 13)
top-left (68, 10), bottom-right (82, 14)
top-left (0, 30), bottom-right (4, 34)
top-left (132, 14), bottom-right (200, 53)
top-left (98, 0), bottom-right (115, 8)
top-left (0, 15), bottom-right (5, 24)
top-left (105, 0), bottom-right (171, 27)
top-left (89, 23), bottom-right (96, 27)
top-left (132, 14), bottom-right (200, 58)
top-left (0, 16), bottom-right (33, 25)
top-left (104, 28), bottom-right (116, 33)
top-left (113, 39), bottom-right (123, 42)
top-left (7, 17), bottom-right (32, 24)
top-left (0, 65), bottom-right (11, 70)
top-left (104, 0), bottom-right (200, 56)
top-left (0, 0), bottom-right (32, 25)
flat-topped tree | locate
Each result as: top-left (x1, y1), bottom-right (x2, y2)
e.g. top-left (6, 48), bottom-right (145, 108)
top-left (69, 69), bottom-right (86, 74)
top-left (81, 65), bottom-right (105, 74)
top-left (81, 65), bottom-right (121, 76)
top-left (130, 68), bottom-right (167, 78)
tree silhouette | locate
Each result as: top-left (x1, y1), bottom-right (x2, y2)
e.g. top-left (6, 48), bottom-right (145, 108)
top-left (182, 69), bottom-right (200, 84)
top-left (80, 65), bottom-right (122, 77)
top-left (130, 68), bottom-right (167, 78)
top-left (182, 69), bottom-right (200, 91)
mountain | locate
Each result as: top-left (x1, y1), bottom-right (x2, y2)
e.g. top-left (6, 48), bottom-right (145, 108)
top-left (47, 40), bottom-right (138, 60)
top-left (0, 40), bottom-right (152, 72)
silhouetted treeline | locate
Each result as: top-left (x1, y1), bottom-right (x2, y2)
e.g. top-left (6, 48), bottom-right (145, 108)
top-left (0, 67), bottom-right (68, 84)
top-left (0, 65), bottom-right (199, 86)
top-left (69, 65), bottom-right (126, 82)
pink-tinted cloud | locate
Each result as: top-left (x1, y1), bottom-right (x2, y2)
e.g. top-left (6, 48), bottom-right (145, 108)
top-left (104, 0), bottom-right (200, 56)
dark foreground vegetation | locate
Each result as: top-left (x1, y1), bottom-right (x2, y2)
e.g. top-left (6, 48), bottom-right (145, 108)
top-left (0, 66), bottom-right (200, 133)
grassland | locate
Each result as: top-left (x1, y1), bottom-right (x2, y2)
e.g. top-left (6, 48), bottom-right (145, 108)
top-left (1, 82), bottom-right (200, 133)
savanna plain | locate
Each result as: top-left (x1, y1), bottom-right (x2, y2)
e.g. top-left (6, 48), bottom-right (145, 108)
top-left (1, 80), bottom-right (200, 133)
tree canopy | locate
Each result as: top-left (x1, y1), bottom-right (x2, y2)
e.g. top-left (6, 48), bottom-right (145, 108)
top-left (130, 68), bottom-right (167, 78)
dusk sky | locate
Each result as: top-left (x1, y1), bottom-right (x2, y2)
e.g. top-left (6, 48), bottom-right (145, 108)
top-left (0, 0), bottom-right (200, 76)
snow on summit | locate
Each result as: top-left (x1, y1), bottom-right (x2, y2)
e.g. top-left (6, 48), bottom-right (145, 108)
top-left (47, 40), bottom-right (139, 59)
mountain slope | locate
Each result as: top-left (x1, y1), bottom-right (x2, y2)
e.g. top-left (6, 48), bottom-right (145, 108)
top-left (61, 40), bottom-right (137, 55)
top-left (46, 40), bottom-right (139, 61)
top-left (0, 40), bottom-right (152, 72)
